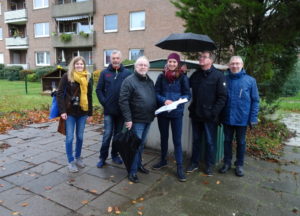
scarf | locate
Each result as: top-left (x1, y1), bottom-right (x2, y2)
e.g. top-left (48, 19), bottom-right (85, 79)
top-left (164, 65), bottom-right (183, 83)
top-left (73, 70), bottom-right (89, 111)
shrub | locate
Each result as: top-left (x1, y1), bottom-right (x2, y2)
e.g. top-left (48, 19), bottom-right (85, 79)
top-left (60, 33), bottom-right (72, 42)
top-left (3, 66), bottom-right (23, 81)
top-left (79, 31), bottom-right (89, 38)
top-left (0, 64), bottom-right (5, 79)
top-left (27, 73), bottom-right (39, 82)
top-left (19, 70), bottom-right (34, 80)
top-left (93, 70), bottom-right (101, 85)
top-left (34, 66), bottom-right (56, 79)
top-left (122, 59), bottom-right (135, 66)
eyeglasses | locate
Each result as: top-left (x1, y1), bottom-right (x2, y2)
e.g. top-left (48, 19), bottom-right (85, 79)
top-left (137, 64), bottom-right (149, 67)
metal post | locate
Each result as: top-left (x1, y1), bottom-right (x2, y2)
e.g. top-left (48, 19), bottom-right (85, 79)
top-left (25, 74), bottom-right (28, 94)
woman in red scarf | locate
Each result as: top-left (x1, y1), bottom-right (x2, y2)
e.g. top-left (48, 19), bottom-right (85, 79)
top-left (152, 53), bottom-right (191, 182)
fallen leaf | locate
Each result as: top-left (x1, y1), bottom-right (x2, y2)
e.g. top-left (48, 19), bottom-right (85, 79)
top-left (216, 180), bottom-right (221, 185)
top-left (137, 211), bottom-right (143, 215)
top-left (81, 200), bottom-right (89, 205)
top-left (132, 200), bottom-right (137, 204)
top-left (21, 202), bottom-right (29, 207)
top-left (128, 181), bottom-right (133, 185)
top-left (110, 175), bottom-right (115, 178)
top-left (107, 206), bottom-right (113, 213)
top-left (0, 200), bottom-right (3, 204)
top-left (11, 212), bottom-right (21, 215)
top-left (115, 206), bottom-right (121, 214)
top-left (138, 206), bottom-right (144, 211)
top-left (44, 186), bottom-right (52, 190)
top-left (0, 184), bottom-right (4, 187)
top-left (203, 181), bottom-right (209, 185)
top-left (90, 189), bottom-right (98, 194)
top-left (139, 197), bottom-right (144, 201)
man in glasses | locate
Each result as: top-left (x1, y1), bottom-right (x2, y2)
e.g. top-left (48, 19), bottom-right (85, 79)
top-left (187, 51), bottom-right (227, 176)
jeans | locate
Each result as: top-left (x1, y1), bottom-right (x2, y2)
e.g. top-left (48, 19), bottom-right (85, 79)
top-left (65, 115), bottom-right (88, 163)
top-left (100, 114), bottom-right (124, 160)
top-left (158, 116), bottom-right (183, 165)
top-left (191, 120), bottom-right (217, 167)
top-left (223, 124), bottom-right (247, 166)
top-left (130, 122), bottom-right (151, 175)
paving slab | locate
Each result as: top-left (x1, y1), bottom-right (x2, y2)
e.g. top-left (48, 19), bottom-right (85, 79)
top-left (0, 187), bottom-right (34, 209)
top-left (42, 183), bottom-right (96, 211)
top-left (27, 161), bottom-right (63, 175)
top-left (0, 206), bottom-right (13, 216)
top-left (72, 173), bottom-right (115, 195)
top-left (0, 179), bottom-right (14, 192)
top-left (4, 170), bottom-right (40, 186)
top-left (0, 161), bottom-right (34, 178)
top-left (86, 166), bottom-right (127, 183)
top-left (10, 148), bottom-right (44, 161)
top-left (23, 150), bottom-right (63, 164)
top-left (0, 134), bottom-right (16, 141)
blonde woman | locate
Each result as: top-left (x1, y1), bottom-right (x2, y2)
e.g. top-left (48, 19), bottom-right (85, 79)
top-left (57, 56), bottom-right (93, 172)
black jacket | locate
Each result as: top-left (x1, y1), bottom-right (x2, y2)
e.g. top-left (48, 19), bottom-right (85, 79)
top-left (119, 72), bottom-right (157, 123)
top-left (96, 64), bottom-right (131, 116)
top-left (189, 66), bottom-right (227, 122)
top-left (57, 73), bottom-right (93, 117)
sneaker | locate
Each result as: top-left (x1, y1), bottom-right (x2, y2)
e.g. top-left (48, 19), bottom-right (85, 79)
top-left (128, 173), bottom-right (139, 183)
top-left (68, 161), bottom-right (78, 173)
top-left (152, 160), bottom-right (167, 170)
top-left (218, 164), bottom-right (231, 174)
top-left (186, 163), bottom-right (198, 173)
top-left (96, 159), bottom-right (106, 168)
top-left (204, 166), bottom-right (213, 176)
top-left (112, 156), bottom-right (123, 165)
top-left (75, 158), bottom-right (85, 168)
top-left (177, 165), bottom-right (187, 182)
top-left (235, 166), bottom-right (244, 177)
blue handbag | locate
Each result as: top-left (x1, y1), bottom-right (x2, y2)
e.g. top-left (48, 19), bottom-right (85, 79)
top-left (49, 87), bottom-right (66, 119)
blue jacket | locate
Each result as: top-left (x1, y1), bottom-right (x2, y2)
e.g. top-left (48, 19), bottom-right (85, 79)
top-left (155, 73), bottom-right (191, 118)
top-left (96, 64), bottom-right (131, 116)
top-left (223, 69), bottom-right (259, 126)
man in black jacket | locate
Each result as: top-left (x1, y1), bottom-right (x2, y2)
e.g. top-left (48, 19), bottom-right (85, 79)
top-left (119, 56), bottom-right (157, 183)
top-left (96, 50), bottom-right (131, 168)
top-left (187, 51), bottom-right (227, 176)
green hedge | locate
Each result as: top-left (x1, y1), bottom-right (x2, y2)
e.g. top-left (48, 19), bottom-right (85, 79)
top-left (33, 66), bottom-right (56, 79)
top-left (2, 66), bottom-right (23, 81)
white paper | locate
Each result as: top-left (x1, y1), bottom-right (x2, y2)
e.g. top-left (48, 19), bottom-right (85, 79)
top-left (155, 98), bottom-right (188, 115)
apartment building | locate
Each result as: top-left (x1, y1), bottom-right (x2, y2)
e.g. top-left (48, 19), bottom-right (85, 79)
top-left (0, 0), bottom-right (185, 71)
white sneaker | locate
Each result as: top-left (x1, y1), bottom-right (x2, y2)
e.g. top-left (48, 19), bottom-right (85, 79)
top-left (75, 158), bottom-right (85, 168)
top-left (68, 161), bottom-right (79, 172)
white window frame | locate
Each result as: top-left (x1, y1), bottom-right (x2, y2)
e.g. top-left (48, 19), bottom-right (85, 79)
top-left (104, 14), bottom-right (118, 33)
top-left (33, 0), bottom-right (49, 9)
top-left (0, 53), bottom-right (4, 64)
top-left (0, 3), bottom-right (2, 15)
top-left (34, 22), bottom-right (49, 38)
top-left (130, 11), bottom-right (145, 31)
top-left (103, 50), bottom-right (114, 67)
top-left (129, 49), bottom-right (144, 61)
top-left (0, 28), bottom-right (3, 40)
top-left (35, 51), bottom-right (50, 66)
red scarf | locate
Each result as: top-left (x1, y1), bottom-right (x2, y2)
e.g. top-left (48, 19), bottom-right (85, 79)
top-left (164, 66), bottom-right (183, 83)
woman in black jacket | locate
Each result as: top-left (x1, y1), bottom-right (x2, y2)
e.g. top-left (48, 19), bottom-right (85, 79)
top-left (119, 56), bottom-right (156, 183)
top-left (57, 56), bottom-right (93, 173)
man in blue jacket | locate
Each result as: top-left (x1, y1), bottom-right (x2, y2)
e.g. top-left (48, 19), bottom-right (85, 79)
top-left (187, 51), bottom-right (227, 176)
top-left (96, 50), bottom-right (131, 168)
top-left (219, 56), bottom-right (259, 177)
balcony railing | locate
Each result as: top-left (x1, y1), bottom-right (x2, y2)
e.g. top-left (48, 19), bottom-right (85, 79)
top-left (5, 37), bottom-right (29, 49)
top-left (52, 32), bottom-right (95, 48)
top-left (52, 0), bottom-right (94, 17)
top-left (4, 9), bottom-right (27, 24)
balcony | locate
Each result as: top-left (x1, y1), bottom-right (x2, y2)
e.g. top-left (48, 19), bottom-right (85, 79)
top-left (52, 32), bottom-right (95, 48)
top-left (4, 9), bottom-right (27, 24)
top-left (52, 0), bottom-right (94, 18)
top-left (5, 37), bottom-right (29, 49)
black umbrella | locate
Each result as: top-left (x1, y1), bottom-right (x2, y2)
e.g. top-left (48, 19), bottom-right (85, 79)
top-left (112, 129), bottom-right (141, 173)
top-left (155, 32), bottom-right (217, 52)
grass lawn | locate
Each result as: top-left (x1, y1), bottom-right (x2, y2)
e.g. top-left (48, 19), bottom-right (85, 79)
top-left (0, 80), bottom-right (100, 113)
top-left (279, 91), bottom-right (300, 112)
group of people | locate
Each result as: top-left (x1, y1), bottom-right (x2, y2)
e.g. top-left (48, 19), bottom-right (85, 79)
top-left (56, 49), bottom-right (259, 183)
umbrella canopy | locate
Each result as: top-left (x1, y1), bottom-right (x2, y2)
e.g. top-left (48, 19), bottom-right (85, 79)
top-left (155, 32), bottom-right (217, 52)
top-left (112, 130), bottom-right (141, 173)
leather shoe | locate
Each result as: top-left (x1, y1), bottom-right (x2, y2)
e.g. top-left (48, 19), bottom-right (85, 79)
top-left (138, 165), bottom-right (150, 174)
top-left (218, 164), bottom-right (231, 174)
top-left (204, 166), bottom-right (213, 176)
top-left (128, 174), bottom-right (139, 183)
top-left (235, 166), bottom-right (244, 177)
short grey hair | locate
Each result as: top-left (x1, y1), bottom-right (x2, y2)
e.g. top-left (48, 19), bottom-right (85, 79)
top-left (229, 56), bottom-right (244, 64)
top-left (134, 56), bottom-right (150, 69)
top-left (200, 51), bottom-right (216, 62)
top-left (110, 50), bottom-right (122, 60)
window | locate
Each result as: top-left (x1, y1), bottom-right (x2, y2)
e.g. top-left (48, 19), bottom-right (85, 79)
top-left (34, 23), bottom-right (49, 37)
top-left (104, 50), bottom-right (113, 66)
top-left (36, 52), bottom-right (50, 66)
top-left (73, 51), bottom-right (93, 65)
top-left (33, 0), bottom-right (49, 9)
top-left (0, 3), bottom-right (2, 15)
top-left (0, 28), bottom-right (2, 40)
top-left (129, 49), bottom-right (144, 61)
top-left (130, 11), bottom-right (145, 31)
top-left (104, 14), bottom-right (118, 32)
top-left (0, 53), bottom-right (4, 64)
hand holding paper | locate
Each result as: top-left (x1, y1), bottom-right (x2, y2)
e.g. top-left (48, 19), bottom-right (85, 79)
top-left (155, 98), bottom-right (188, 115)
